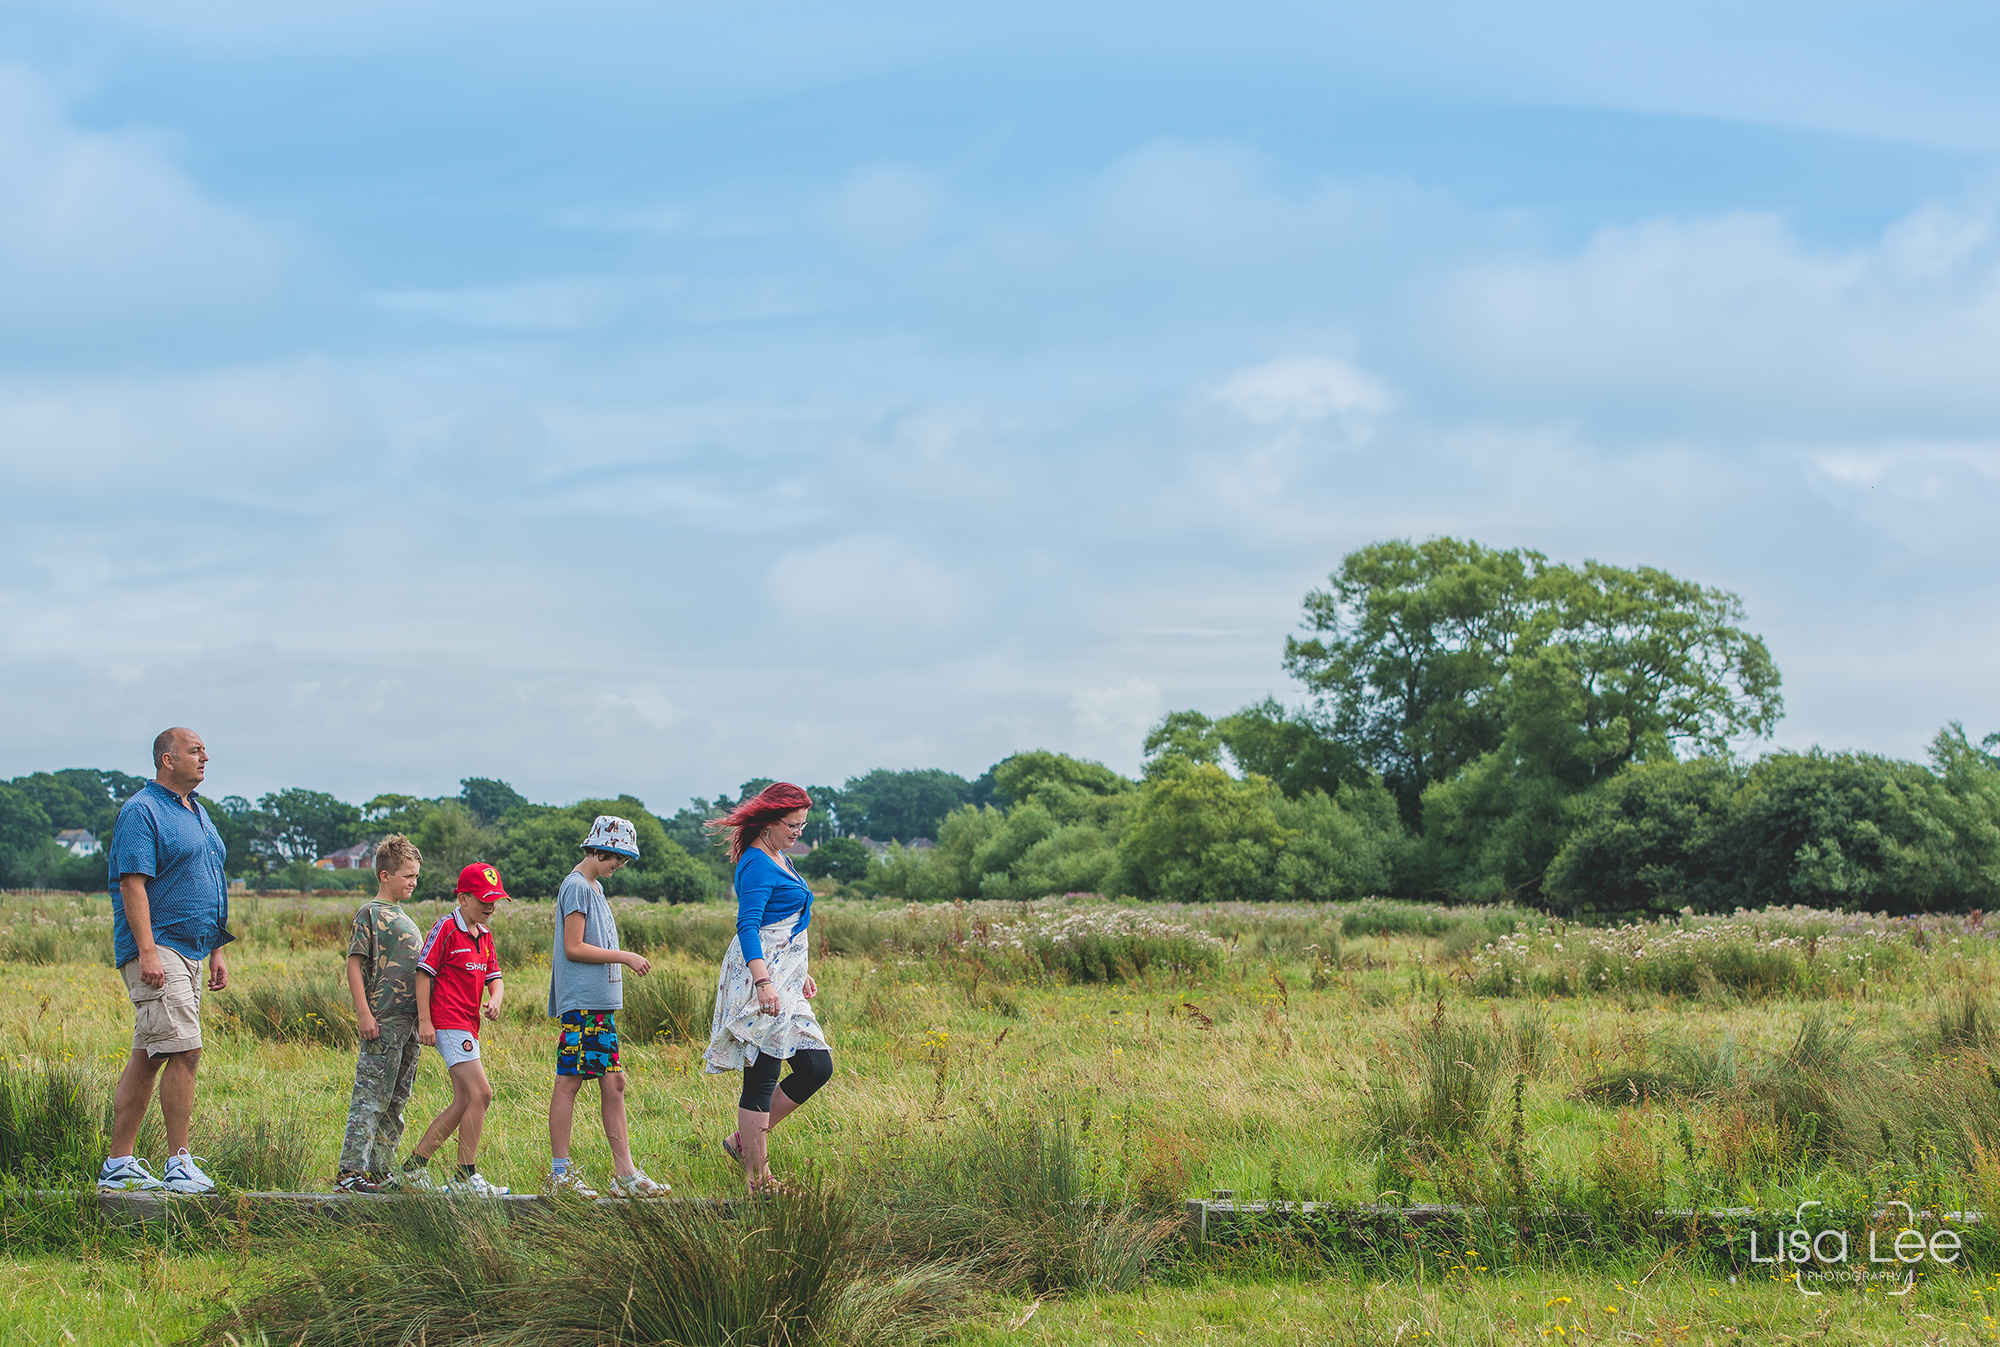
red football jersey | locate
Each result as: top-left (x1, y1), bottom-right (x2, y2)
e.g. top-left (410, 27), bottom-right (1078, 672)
top-left (417, 909), bottom-right (502, 1035)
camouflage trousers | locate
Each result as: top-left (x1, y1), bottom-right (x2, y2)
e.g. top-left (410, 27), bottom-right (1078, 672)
top-left (338, 1016), bottom-right (422, 1174)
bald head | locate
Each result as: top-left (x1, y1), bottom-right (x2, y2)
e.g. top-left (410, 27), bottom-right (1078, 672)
top-left (152, 727), bottom-right (208, 794)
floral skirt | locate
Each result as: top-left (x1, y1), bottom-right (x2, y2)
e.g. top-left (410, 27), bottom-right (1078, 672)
top-left (703, 920), bottom-right (830, 1074)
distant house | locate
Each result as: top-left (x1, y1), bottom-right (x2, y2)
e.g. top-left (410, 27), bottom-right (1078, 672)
top-left (317, 841), bottom-right (378, 871)
top-left (55, 829), bottom-right (99, 857)
top-left (781, 840), bottom-right (813, 859)
top-left (854, 837), bottom-right (932, 856)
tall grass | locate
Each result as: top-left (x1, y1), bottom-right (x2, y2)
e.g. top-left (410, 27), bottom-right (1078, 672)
top-left (196, 1105), bottom-right (316, 1192)
top-left (217, 977), bottom-right (355, 1050)
top-left (1361, 1013), bottom-right (1503, 1160)
top-left (856, 1110), bottom-right (1178, 1296)
top-left (0, 1059), bottom-right (105, 1179)
top-left (621, 971), bottom-right (716, 1044)
top-left (197, 1177), bottom-right (977, 1347)
top-left (0, 901), bottom-right (111, 965)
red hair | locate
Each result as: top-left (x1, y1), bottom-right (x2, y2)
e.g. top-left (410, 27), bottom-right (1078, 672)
top-left (708, 782), bottom-right (814, 864)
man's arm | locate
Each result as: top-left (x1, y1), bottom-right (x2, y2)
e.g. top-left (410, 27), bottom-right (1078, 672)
top-left (119, 874), bottom-right (164, 989)
top-left (561, 911), bottom-right (651, 975)
top-left (347, 954), bottom-right (378, 1039)
top-left (208, 947), bottom-right (228, 991)
top-left (416, 971), bottom-right (436, 1045)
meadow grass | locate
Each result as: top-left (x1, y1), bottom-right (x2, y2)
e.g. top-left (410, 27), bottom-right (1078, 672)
top-left (4, 890), bottom-right (2000, 1343)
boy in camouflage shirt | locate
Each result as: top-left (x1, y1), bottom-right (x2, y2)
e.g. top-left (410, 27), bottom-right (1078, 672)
top-left (335, 835), bottom-right (426, 1192)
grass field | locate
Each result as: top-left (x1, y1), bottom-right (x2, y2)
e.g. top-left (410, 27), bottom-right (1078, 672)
top-left (5, 890), bottom-right (2000, 1344)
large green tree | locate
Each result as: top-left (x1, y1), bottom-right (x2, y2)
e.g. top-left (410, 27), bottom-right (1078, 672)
top-left (8, 769), bottom-right (146, 838)
top-left (257, 788), bottom-right (363, 863)
top-left (1284, 538), bottom-right (1538, 825)
top-left (1284, 538), bottom-right (1781, 827)
top-left (1505, 560), bottom-right (1783, 786)
top-left (838, 768), bottom-right (974, 842)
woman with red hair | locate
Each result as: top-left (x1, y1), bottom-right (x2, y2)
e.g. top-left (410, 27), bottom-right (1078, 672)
top-left (701, 782), bottom-right (833, 1192)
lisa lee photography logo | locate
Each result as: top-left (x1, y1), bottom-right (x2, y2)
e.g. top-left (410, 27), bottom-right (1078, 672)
top-left (1745, 1202), bottom-right (1966, 1296)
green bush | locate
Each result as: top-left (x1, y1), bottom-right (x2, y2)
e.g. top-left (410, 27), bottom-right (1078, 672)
top-left (1547, 729), bottom-right (2000, 918)
top-left (800, 836), bottom-right (875, 883)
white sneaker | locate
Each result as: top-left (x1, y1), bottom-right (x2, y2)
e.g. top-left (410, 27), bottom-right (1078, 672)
top-left (399, 1165), bottom-right (439, 1192)
top-left (543, 1168), bottom-right (599, 1199)
top-left (447, 1170), bottom-right (509, 1197)
top-left (162, 1151), bottom-right (215, 1194)
top-left (610, 1170), bottom-right (670, 1198)
top-left (97, 1155), bottom-right (166, 1191)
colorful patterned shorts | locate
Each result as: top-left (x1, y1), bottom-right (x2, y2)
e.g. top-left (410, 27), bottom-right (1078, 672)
top-left (556, 1009), bottom-right (621, 1077)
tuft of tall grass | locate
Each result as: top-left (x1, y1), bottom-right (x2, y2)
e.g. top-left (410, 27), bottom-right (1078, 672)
top-left (0, 1059), bottom-right (107, 1180)
top-left (1362, 1015), bottom-right (1503, 1159)
top-left (195, 1106), bottom-right (316, 1192)
top-left (857, 1110), bottom-right (1178, 1296)
top-left (198, 1176), bottom-right (978, 1347)
top-left (219, 977), bottom-right (356, 1050)
top-left (621, 971), bottom-right (716, 1044)
top-left (1918, 993), bottom-right (2000, 1057)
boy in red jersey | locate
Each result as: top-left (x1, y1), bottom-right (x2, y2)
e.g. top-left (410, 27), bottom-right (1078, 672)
top-left (400, 862), bottom-right (510, 1195)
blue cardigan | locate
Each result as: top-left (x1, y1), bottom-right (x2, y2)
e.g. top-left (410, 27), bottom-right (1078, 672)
top-left (734, 848), bottom-right (812, 964)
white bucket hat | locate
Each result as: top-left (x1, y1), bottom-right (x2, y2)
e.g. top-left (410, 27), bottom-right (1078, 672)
top-left (580, 814), bottom-right (640, 859)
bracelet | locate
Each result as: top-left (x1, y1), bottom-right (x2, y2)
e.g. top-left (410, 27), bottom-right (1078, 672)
top-left (753, 978), bottom-right (773, 988)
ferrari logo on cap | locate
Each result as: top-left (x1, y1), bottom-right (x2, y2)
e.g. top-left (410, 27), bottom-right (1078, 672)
top-left (482, 867), bottom-right (498, 886)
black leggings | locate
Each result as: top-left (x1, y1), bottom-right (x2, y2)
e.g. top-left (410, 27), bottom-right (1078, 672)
top-left (739, 1049), bottom-right (833, 1113)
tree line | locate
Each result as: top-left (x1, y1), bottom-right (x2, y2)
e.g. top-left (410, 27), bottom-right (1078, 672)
top-left (0, 763), bottom-right (1004, 901)
top-left (872, 538), bottom-right (2000, 916)
top-left (4, 537), bottom-right (1995, 915)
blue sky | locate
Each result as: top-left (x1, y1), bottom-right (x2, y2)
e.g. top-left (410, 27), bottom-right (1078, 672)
top-left (4, 2), bottom-right (1999, 812)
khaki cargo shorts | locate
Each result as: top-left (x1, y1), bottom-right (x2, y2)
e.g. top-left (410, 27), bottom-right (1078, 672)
top-left (121, 948), bottom-right (203, 1057)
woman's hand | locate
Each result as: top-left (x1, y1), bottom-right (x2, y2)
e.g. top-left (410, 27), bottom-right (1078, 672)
top-left (756, 980), bottom-right (782, 1016)
top-left (801, 974), bottom-right (818, 1000)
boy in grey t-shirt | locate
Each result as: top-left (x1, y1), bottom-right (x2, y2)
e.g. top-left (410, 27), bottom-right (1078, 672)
top-left (544, 815), bottom-right (668, 1198)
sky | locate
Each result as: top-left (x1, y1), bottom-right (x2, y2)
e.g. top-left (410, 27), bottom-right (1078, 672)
top-left (3, 1), bottom-right (1999, 812)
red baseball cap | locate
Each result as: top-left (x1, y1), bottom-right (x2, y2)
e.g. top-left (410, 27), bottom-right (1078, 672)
top-left (455, 862), bottom-right (512, 901)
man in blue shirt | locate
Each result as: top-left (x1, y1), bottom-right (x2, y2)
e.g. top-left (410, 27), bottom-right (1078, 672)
top-left (97, 727), bottom-right (233, 1194)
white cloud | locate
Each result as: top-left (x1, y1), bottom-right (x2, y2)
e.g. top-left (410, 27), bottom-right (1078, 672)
top-left (822, 165), bottom-right (950, 257)
top-left (376, 277), bottom-right (646, 333)
top-left (1805, 441), bottom-right (2000, 555)
top-left (1437, 189), bottom-right (2000, 427)
top-left (763, 535), bottom-right (965, 635)
top-left (0, 66), bottom-right (283, 343)
top-left (597, 686), bottom-right (679, 731)
top-left (1069, 678), bottom-right (1162, 772)
top-left (1212, 354), bottom-right (1393, 425)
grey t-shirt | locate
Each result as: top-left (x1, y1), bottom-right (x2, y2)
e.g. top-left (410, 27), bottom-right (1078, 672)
top-left (549, 871), bottom-right (623, 1016)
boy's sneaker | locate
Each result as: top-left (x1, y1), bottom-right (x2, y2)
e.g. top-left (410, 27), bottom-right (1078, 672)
top-left (399, 1165), bottom-right (439, 1192)
top-left (162, 1151), bottom-right (216, 1194)
top-left (543, 1167), bottom-right (599, 1199)
top-left (610, 1170), bottom-right (670, 1199)
top-left (447, 1170), bottom-right (509, 1197)
top-left (371, 1170), bottom-right (401, 1192)
top-left (335, 1171), bottom-right (384, 1194)
top-left (97, 1155), bottom-right (166, 1191)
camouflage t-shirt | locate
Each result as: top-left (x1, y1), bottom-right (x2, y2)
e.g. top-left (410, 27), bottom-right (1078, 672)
top-left (349, 900), bottom-right (424, 1020)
